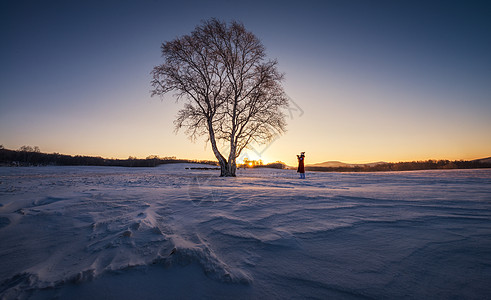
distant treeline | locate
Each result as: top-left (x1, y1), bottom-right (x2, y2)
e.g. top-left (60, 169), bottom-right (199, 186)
top-left (306, 159), bottom-right (491, 173)
top-left (237, 159), bottom-right (287, 169)
top-left (0, 147), bottom-right (217, 167)
top-left (2, 146), bottom-right (489, 172)
top-left (253, 162), bottom-right (287, 169)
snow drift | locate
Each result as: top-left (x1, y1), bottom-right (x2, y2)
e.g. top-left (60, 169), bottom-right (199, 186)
top-left (1, 165), bottom-right (490, 299)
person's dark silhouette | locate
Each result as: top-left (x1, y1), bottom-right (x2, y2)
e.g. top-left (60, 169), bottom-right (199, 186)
top-left (297, 152), bottom-right (305, 179)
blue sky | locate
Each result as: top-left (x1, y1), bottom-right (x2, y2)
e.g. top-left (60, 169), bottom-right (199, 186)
top-left (1, 0), bottom-right (490, 165)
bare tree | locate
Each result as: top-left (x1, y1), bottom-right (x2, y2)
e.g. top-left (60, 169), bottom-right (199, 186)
top-left (151, 19), bottom-right (289, 176)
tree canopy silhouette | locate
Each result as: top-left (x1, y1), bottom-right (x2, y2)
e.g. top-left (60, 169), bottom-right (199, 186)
top-left (151, 19), bottom-right (288, 176)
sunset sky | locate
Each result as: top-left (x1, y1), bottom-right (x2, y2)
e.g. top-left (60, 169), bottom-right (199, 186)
top-left (1, 0), bottom-right (490, 166)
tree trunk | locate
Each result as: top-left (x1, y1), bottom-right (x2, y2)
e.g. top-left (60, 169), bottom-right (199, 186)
top-left (222, 160), bottom-right (236, 177)
top-left (208, 121), bottom-right (235, 177)
top-left (216, 160), bottom-right (236, 177)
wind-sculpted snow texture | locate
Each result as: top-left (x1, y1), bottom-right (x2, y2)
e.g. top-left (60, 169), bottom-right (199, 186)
top-left (1, 165), bottom-right (490, 299)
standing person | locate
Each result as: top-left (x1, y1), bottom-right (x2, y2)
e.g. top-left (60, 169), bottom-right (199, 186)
top-left (297, 152), bottom-right (306, 179)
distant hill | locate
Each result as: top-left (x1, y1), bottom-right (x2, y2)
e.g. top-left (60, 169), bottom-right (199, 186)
top-left (308, 161), bottom-right (387, 168)
top-left (305, 158), bottom-right (491, 172)
top-left (474, 157), bottom-right (491, 164)
top-left (308, 161), bottom-right (348, 168)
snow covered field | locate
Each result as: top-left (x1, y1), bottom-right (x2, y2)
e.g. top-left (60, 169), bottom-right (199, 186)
top-left (1, 165), bottom-right (491, 299)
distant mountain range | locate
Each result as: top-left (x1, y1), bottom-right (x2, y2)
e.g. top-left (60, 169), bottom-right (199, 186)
top-left (307, 161), bottom-right (387, 168)
top-left (301, 158), bottom-right (491, 172)
top-left (474, 157), bottom-right (491, 164)
top-left (309, 158), bottom-right (491, 168)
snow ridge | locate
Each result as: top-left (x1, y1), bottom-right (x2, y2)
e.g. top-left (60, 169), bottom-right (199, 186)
top-left (1, 166), bottom-right (491, 299)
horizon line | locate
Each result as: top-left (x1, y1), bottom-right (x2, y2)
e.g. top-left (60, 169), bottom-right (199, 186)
top-left (1, 147), bottom-right (489, 166)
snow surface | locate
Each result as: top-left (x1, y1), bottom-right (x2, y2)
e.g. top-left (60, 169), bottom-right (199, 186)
top-left (1, 165), bottom-right (491, 299)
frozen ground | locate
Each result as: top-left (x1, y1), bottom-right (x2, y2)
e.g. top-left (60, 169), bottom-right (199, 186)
top-left (1, 165), bottom-right (491, 299)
